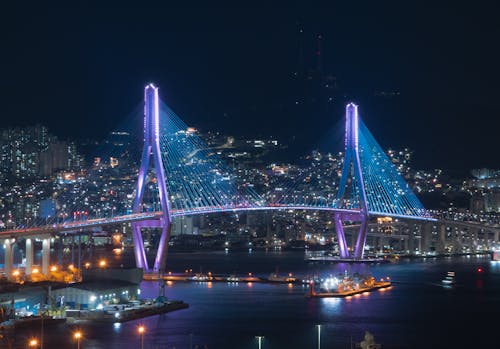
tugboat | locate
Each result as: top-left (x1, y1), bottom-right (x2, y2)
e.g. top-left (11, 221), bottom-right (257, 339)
top-left (441, 271), bottom-right (455, 286)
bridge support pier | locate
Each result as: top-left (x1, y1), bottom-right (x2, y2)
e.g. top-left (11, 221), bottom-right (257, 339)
top-left (438, 224), bottom-right (447, 253)
top-left (153, 219), bottom-right (171, 274)
top-left (132, 222), bottom-right (149, 270)
top-left (71, 236), bottom-right (75, 265)
top-left (25, 238), bottom-right (34, 275)
top-left (334, 213), bottom-right (349, 258)
top-left (77, 235), bottom-right (82, 271)
top-left (422, 223), bottom-right (433, 253)
top-left (42, 237), bottom-right (50, 276)
top-left (4, 238), bottom-right (14, 277)
top-left (353, 216), bottom-right (369, 259)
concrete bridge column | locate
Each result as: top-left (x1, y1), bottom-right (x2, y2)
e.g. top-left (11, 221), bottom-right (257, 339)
top-left (4, 238), bottom-right (14, 277)
top-left (473, 228), bottom-right (479, 242)
top-left (42, 237), bottom-right (51, 275)
top-left (374, 237), bottom-right (381, 253)
top-left (408, 233), bottom-right (414, 254)
top-left (71, 236), bottom-right (75, 265)
top-left (25, 238), bottom-right (34, 275)
top-left (402, 237), bottom-right (409, 252)
top-left (471, 228), bottom-right (479, 251)
top-left (421, 223), bottom-right (432, 253)
top-left (438, 224), bottom-right (447, 253)
top-left (77, 235), bottom-right (82, 271)
top-left (494, 231), bottom-right (499, 243)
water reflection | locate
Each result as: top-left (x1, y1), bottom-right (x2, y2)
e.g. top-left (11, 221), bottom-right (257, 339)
top-left (320, 297), bottom-right (341, 312)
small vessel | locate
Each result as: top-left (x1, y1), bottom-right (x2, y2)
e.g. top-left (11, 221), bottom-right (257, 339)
top-left (190, 273), bottom-right (212, 281)
top-left (227, 275), bottom-right (239, 282)
top-left (442, 271), bottom-right (455, 286)
top-left (267, 272), bottom-right (296, 283)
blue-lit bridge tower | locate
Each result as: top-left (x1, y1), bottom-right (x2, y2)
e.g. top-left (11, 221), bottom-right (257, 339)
top-left (132, 84), bottom-right (172, 273)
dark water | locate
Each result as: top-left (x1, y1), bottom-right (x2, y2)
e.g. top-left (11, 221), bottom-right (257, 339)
top-left (8, 250), bottom-right (500, 349)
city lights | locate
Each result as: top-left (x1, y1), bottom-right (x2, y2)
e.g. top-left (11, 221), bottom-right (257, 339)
top-left (74, 331), bottom-right (82, 349)
top-left (138, 325), bottom-right (146, 349)
top-left (0, 6), bottom-right (499, 349)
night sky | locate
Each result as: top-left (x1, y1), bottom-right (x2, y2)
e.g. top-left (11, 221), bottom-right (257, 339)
top-left (1, 3), bottom-right (499, 171)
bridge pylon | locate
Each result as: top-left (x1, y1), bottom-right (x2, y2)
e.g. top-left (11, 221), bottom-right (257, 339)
top-left (336, 103), bottom-right (370, 259)
top-left (132, 84), bottom-right (172, 273)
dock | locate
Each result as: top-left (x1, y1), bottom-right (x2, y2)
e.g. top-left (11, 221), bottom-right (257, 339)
top-left (306, 281), bottom-right (392, 298)
top-left (305, 256), bottom-right (390, 263)
top-left (143, 273), bottom-right (302, 284)
top-left (66, 300), bottom-right (188, 324)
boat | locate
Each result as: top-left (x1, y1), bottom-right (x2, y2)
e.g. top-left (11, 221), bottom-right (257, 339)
top-left (226, 275), bottom-right (239, 282)
top-left (305, 251), bottom-right (388, 263)
top-left (267, 273), bottom-right (296, 283)
top-left (442, 271), bottom-right (455, 286)
top-left (190, 273), bottom-right (212, 281)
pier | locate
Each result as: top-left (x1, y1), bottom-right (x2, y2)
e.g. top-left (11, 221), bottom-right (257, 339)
top-left (307, 281), bottom-right (392, 298)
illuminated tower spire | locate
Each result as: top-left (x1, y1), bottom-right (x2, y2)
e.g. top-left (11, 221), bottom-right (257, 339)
top-left (132, 84), bottom-right (172, 272)
top-left (335, 103), bottom-right (370, 259)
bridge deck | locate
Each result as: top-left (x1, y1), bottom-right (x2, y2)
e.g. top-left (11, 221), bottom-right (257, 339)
top-left (0, 205), bottom-right (441, 238)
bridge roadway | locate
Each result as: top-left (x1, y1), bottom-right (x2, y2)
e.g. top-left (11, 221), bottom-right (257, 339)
top-left (0, 204), bottom-right (444, 239)
top-left (0, 205), bottom-right (497, 280)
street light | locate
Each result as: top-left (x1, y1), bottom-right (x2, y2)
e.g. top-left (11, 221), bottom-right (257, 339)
top-left (29, 338), bottom-right (38, 348)
top-left (74, 331), bottom-right (82, 349)
top-left (316, 324), bottom-right (322, 349)
top-left (138, 325), bottom-right (145, 349)
top-left (255, 336), bottom-right (264, 349)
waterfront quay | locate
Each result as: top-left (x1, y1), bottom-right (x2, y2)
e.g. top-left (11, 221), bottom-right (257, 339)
top-left (0, 266), bottom-right (188, 335)
top-left (66, 299), bottom-right (188, 324)
top-left (143, 272), bottom-right (298, 284)
top-left (307, 281), bottom-right (392, 298)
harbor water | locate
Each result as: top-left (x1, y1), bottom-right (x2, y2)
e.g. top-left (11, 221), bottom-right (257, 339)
top-left (5, 250), bottom-right (500, 348)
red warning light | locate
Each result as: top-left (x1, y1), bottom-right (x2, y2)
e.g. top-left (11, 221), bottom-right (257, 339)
top-left (477, 267), bottom-right (483, 273)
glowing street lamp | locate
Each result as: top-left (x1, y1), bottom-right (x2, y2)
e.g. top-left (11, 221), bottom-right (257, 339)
top-left (98, 259), bottom-right (107, 268)
top-left (74, 331), bottom-right (82, 349)
top-left (138, 325), bottom-right (146, 349)
top-left (316, 324), bottom-right (322, 349)
top-left (255, 336), bottom-right (264, 349)
top-left (29, 338), bottom-right (38, 348)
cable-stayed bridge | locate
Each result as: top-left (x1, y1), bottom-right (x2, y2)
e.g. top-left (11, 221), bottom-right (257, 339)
top-left (0, 83), bottom-right (462, 274)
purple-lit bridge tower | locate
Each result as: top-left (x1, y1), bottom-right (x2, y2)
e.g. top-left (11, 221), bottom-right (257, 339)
top-left (335, 103), bottom-right (369, 259)
top-left (132, 84), bottom-right (172, 273)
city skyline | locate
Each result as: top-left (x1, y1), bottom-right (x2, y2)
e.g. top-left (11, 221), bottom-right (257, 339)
top-left (1, 4), bottom-right (500, 345)
top-left (1, 3), bottom-right (499, 171)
